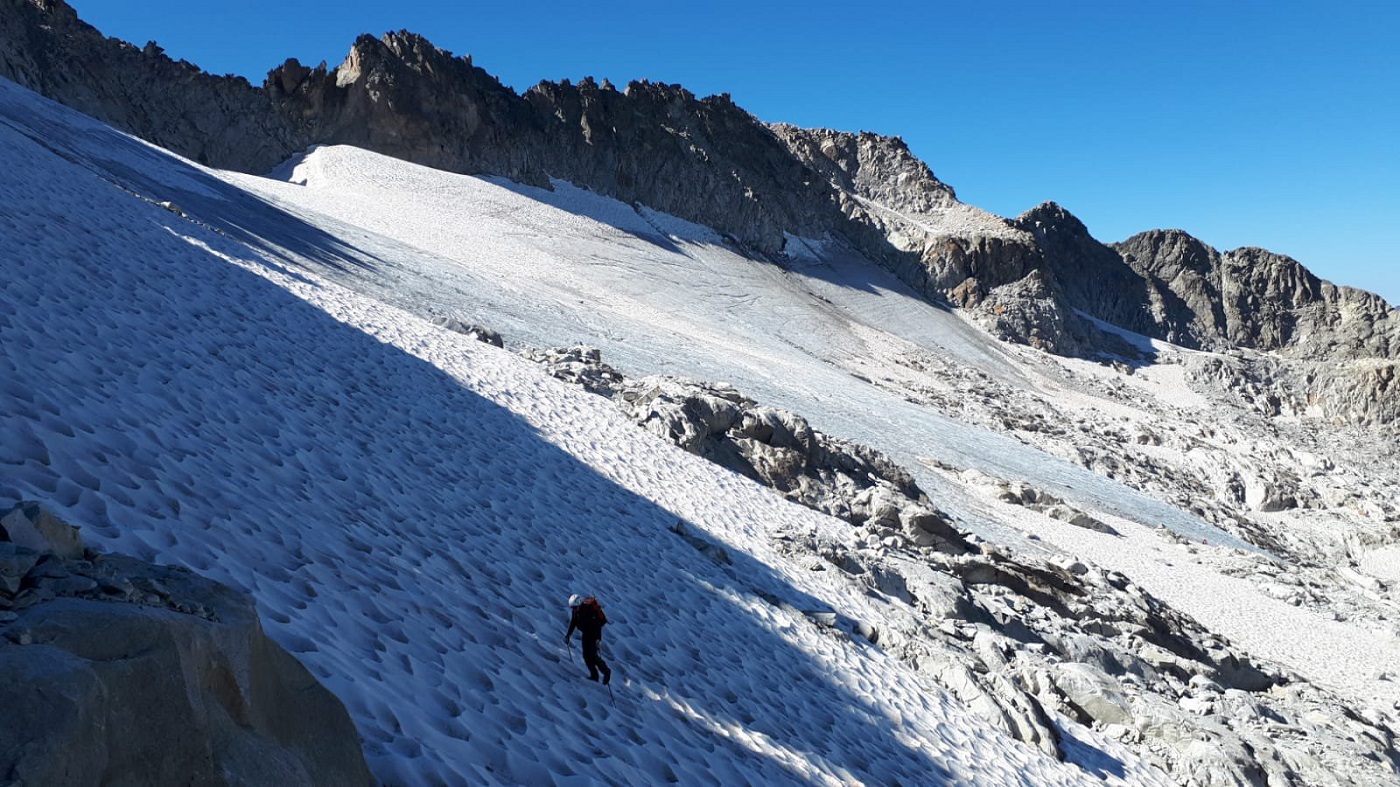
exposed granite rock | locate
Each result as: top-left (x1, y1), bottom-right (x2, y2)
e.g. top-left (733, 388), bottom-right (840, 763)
top-left (523, 346), bottom-right (971, 553)
top-left (1109, 229), bottom-right (1234, 348)
top-left (993, 481), bottom-right (1119, 535)
top-left (268, 32), bottom-right (546, 187)
top-left (1114, 231), bottom-right (1400, 358)
top-left (1, 2), bottom-right (842, 256)
top-left (0, 0), bottom-right (299, 172)
top-left (0, 502), bottom-right (373, 786)
top-left (0, 0), bottom-right (1152, 360)
top-left (1017, 203), bottom-right (1164, 339)
top-left (516, 79), bottom-right (839, 255)
top-left (772, 126), bottom-right (1104, 352)
top-left (521, 345), bottom-right (626, 395)
top-left (1050, 661), bottom-right (1133, 726)
top-left (1, 500), bottom-right (83, 559)
top-left (976, 268), bottom-right (1097, 356)
top-left (435, 316), bottom-right (504, 347)
top-left (272, 36), bottom-right (849, 256)
top-left (770, 125), bottom-right (959, 216)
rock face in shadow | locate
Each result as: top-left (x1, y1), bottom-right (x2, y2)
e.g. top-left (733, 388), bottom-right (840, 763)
top-left (0, 0), bottom-right (298, 171)
top-left (0, 2), bottom-right (844, 258)
top-left (264, 35), bottom-right (859, 259)
top-left (0, 502), bottom-right (373, 786)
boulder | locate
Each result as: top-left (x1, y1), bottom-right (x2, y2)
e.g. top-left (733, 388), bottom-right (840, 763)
top-left (1049, 662), bottom-right (1133, 726)
top-left (916, 649), bottom-right (1060, 757)
top-left (0, 595), bottom-right (372, 786)
top-left (434, 317), bottom-right (504, 348)
top-left (1043, 504), bottom-right (1119, 536)
top-left (0, 542), bottom-right (42, 595)
top-left (1131, 695), bottom-right (1269, 787)
top-left (0, 502), bottom-right (84, 560)
top-left (0, 503), bottom-right (373, 786)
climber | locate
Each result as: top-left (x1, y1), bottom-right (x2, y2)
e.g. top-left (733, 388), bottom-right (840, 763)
top-left (565, 594), bottom-right (612, 685)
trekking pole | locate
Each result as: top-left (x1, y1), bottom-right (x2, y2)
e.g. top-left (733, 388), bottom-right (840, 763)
top-left (608, 683), bottom-right (616, 708)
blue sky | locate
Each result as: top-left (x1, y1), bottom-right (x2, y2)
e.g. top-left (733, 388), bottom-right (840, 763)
top-left (74, 1), bottom-right (1399, 302)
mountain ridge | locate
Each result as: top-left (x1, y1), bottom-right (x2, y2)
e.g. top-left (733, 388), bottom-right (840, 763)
top-left (3, 0), bottom-right (1398, 424)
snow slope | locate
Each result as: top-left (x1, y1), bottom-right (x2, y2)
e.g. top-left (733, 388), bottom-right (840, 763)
top-left (239, 147), bottom-right (1257, 551)
top-left (226, 139), bottom-right (1400, 711)
top-left (5, 71), bottom-right (1400, 783)
top-left (0, 81), bottom-right (1174, 784)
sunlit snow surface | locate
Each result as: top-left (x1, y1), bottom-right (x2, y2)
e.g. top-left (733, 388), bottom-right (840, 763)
top-left (6, 75), bottom-right (1397, 782)
top-left (0, 81), bottom-right (1177, 785)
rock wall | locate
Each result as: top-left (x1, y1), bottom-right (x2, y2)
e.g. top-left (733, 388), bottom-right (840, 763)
top-left (0, 0), bottom-right (1194, 361)
top-left (0, 502), bottom-right (373, 786)
top-left (771, 125), bottom-right (1119, 356)
top-left (0, 1), bottom-right (848, 257)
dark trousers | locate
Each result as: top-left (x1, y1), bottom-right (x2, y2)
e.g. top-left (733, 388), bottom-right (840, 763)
top-left (582, 636), bottom-right (610, 680)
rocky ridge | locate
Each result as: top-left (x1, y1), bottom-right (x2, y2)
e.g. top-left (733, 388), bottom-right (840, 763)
top-left (0, 501), bottom-right (373, 786)
top-left (519, 341), bottom-right (1399, 786)
top-left (7, 0), bottom-right (1400, 424)
top-left (1112, 231), bottom-right (1400, 358)
top-left (771, 126), bottom-right (1119, 357)
top-left (0, 0), bottom-right (295, 171)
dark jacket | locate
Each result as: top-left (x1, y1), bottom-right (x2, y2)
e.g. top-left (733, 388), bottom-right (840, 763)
top-left (567, 603), bottom-right (606, 643)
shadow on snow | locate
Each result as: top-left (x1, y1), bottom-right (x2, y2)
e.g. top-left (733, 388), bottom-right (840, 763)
top-left (0, 106), bottom-right (1054, 784)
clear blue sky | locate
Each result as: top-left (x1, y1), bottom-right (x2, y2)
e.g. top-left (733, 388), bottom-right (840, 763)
top-left (74, 1), bottom-right (1400, 302)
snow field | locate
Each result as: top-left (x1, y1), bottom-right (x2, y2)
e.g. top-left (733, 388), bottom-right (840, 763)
top-left (228, 144), bottom-right (1257, 556)
top-left (0, 82), bottom-right (1121, 785)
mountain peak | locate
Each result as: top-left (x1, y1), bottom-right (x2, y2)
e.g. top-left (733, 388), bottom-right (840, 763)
top-left (1114, 229), bottom-right (1218, 277)
top-left (1017, 201), bottom-right (1084, 232)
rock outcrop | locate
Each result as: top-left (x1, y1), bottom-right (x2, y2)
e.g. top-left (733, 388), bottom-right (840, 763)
top-left (526, 347), bottom-right (969, 553)
top-left (522, 344), bottom-right (1399, 784)
top-left (0, 1), bottom-right (846, 257)
top-left (772, 127), bottom-right (1106, 354)
top-left (1113, 231), bottom-right (1400, 358)
top-left (0, 0), bottom-right (297, 171)
top-left (0, 502), bottom-right (373, 786)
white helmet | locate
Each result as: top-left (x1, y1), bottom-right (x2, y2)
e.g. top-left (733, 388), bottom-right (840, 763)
top-left (568, 594), bottom-right (582, 607)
